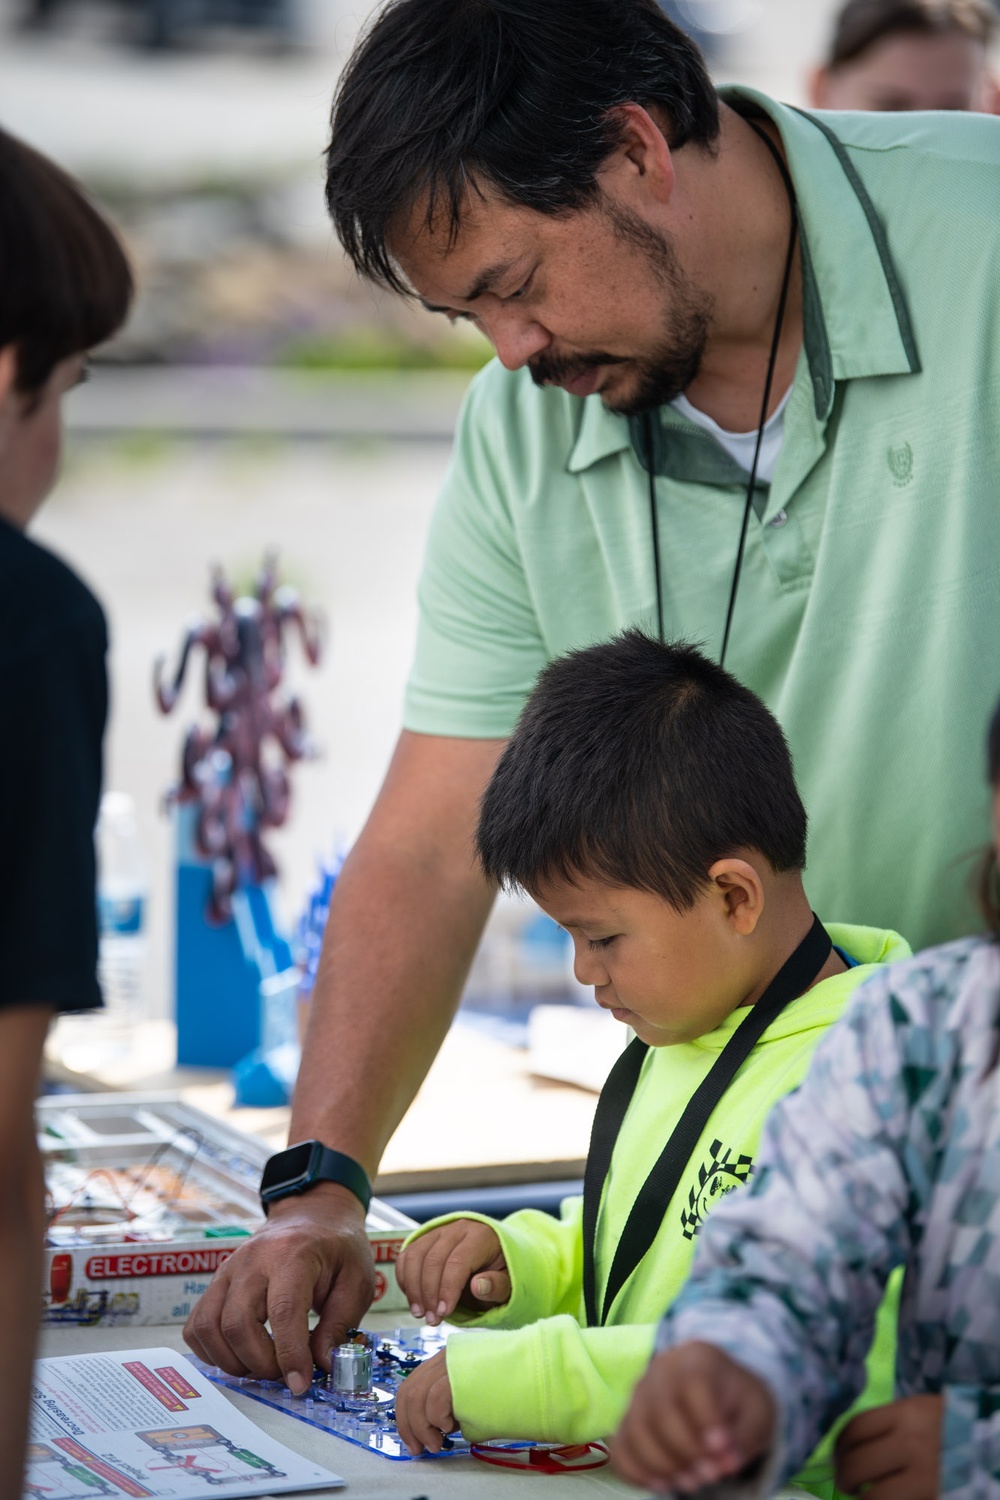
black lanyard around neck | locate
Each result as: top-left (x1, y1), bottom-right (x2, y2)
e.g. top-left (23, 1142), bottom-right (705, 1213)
top-left (581, 913), bottom-right (831, 1328)
top-left (644, 117), bottom-right (799, 667)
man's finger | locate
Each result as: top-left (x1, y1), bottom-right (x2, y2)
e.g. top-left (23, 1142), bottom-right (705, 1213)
top-left (267, 1268), bottom-right (323, 1395)
top-left (310, 1255), bottom-right (376, 1371)
top-left (186, 1268), bottom-right (281, 1380)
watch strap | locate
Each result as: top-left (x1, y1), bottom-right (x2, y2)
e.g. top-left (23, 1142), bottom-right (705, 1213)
top-left (261, 1141), bottom-right (372, 1215)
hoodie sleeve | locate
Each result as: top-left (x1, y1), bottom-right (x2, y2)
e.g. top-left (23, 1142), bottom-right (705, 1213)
top-left (447, 1316), bottom-right (657, 1443)
top-left (403, 1200), bottom-right (655, 1441)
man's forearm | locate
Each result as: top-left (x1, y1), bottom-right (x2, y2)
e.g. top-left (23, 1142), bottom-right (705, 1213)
top-left (288, 730), bottom-right (504, 1175)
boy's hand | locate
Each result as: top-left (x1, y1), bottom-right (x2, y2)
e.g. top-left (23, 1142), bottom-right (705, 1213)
top-left (834, 1396), bottom-right (942, 1499)
top-left (395, 1219), bottom-right (510, 1326)
top-left (394, 1349), bottom-right (458, 1455)
top-left (611, 1342), bottom-right (775, 1494)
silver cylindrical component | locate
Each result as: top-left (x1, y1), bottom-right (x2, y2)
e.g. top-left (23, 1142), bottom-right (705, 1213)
top-left (329, 1343), bottom-right (373, 1397)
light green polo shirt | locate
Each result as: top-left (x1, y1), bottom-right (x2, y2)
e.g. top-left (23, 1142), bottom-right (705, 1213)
top-left (404, 90), bottom-right (1000, 949)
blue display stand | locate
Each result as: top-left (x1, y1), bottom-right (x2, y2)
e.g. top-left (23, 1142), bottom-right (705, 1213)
top-left (174, 803), bottom-right (294, 1068)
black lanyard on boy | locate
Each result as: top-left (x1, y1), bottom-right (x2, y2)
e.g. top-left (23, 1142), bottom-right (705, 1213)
top-left (644, 119), bottom-right (799, 669)
top-left (581, 913), bottom-right (831, 1328)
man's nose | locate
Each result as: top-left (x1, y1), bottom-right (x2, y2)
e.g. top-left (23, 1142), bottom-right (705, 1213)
top-left (483, 308), bottom-right (550, 371)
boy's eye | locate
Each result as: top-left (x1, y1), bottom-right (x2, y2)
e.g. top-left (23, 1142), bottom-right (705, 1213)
top-left (588, 936), bottom-right (616, 951)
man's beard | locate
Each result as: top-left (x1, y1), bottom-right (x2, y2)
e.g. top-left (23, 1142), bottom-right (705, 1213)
top-left (528, 200), bottom-right (714, 417)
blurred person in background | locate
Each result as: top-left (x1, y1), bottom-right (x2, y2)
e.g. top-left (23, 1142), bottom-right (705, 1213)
top-left (808, 0), bottom-right (999, 112)
top-left (0, 127), bottom-right (131, 1496)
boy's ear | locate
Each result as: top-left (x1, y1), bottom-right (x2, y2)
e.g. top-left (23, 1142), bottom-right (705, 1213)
top-left (707, 857), bottom-right (764, 936)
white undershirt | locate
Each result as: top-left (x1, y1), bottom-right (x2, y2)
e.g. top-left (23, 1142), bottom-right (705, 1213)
top-left (670, 385), bottom-right (793, 485)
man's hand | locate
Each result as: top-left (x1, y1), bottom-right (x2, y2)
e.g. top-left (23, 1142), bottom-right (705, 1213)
top-left (611, 1342), bottom-right (776, 1495)
top-left (395, 1219), bottom-right (510, 1326)
top-left (183, 1183), bottom-right (375, 1395)
top-left (394, 1350), bottom-right (458, 1455)
top-left (834, 1396), bottom-right (943, 1500)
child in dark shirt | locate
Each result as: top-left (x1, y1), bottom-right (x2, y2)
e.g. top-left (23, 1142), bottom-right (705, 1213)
top-left (0, 126), bottom-right (132, 1496)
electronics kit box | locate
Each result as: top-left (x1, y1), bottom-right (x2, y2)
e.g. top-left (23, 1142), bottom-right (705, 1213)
top-left (38, 1093), bottom-right (415, 1327)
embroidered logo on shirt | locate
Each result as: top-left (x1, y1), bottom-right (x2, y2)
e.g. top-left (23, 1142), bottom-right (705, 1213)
top-left (679, 1139), bottom-right (754, 1240)
top-left (887, 442), bottom-right (914, 487)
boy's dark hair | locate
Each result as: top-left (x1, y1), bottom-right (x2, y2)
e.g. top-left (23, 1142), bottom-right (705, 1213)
top-left (476, 631), bottom-right (808, 910)
top-left (0, 127), bottom-right (133, 394)
top-left (825, 0), bottom-right (995, 69)
top-left (325, 0), bottom-right (719, 295)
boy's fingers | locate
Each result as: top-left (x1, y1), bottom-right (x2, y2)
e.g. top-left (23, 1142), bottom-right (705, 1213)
top-left (470, 1270), bottom-right (511, 1304)
top-left (425, 1370), bottom-right (458, 1436)
top-left (612, 1373), bottom-right (685, 1487)
top-left (432, 1250), bottom-right (482, 1322)
top-left (393, 1387), bottom-right (424, 1458)
top-left (721, 1362), bottom-right (776, 1466)
top-left (835, 1404), bottom-right (896, 1458)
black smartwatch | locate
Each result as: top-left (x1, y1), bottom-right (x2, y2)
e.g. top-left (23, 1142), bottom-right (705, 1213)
top-left (259, 1140), bottom-right (372, 1215)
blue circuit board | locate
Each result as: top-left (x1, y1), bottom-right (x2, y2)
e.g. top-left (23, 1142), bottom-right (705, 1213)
top-left (188, 1326), bottom-right (470, 1462)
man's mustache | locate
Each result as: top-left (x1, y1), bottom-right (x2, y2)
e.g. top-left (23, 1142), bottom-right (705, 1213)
top-left (528, 351), bottom-right (629, 387)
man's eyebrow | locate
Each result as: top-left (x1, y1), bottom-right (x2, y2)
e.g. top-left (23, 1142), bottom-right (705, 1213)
top-left (418, 258), bottom-right (521, 314)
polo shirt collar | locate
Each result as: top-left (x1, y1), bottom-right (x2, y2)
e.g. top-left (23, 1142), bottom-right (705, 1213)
top-left (567, 86), bottom-right (920, 474)
top-left (728, 88), bottom-right (920, 411)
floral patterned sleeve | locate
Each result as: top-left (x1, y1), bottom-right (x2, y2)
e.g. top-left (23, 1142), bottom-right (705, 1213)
top-left (657, 942), bottom-right (988, 1494)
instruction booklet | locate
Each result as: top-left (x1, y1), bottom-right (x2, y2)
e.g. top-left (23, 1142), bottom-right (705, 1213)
top-left (28, 1346), bottom-right (344, 1498)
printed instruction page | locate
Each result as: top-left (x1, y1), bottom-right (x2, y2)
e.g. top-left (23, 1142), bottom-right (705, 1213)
top-left (28, 1347), bottom-right (344, 1498)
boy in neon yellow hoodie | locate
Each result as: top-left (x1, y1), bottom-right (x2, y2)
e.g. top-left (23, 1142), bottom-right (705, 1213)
top-left (394, 630), bottom-right (908, 1491)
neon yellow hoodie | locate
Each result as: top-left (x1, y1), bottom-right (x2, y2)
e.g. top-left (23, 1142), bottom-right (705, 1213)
top-left (405, 924), bottom-right (910, 1483)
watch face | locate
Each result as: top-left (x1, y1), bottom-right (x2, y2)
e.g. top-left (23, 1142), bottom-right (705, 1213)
top-left (260, 1141), bottom-right (318, 1199)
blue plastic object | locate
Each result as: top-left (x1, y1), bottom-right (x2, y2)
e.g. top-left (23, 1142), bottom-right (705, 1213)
top-left (174, 803), bottom-right (293, 1068)
top-left (189, 1326), bottom-right (467, 1462)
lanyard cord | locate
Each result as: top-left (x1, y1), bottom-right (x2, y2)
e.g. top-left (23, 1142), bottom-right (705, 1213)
top-left (582, 913), bottom-right (831, 1328)
top-left (646, 120), bottom-right (798, 665)
top-left (646, 409), bottom-right (665, 642)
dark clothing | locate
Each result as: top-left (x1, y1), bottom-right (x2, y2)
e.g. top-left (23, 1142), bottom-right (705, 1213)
top-left (0, 516), bottom-right (106, 1012)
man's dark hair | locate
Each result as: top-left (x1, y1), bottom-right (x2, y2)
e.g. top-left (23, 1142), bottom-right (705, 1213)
top-left (476, 631), bottom-right (808, 911)
top-left (0, 127), bottom-right (133, 394)
top-left (325, 0), bottom-right (720, 294)
top-left (825, 0), bottom-right (995, 68)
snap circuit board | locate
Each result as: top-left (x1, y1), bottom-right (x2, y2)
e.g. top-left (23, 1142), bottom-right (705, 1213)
top-left (189, 1326), bottom-right (470, 1462)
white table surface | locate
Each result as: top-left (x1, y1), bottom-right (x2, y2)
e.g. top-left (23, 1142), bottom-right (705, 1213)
top-left (38, 1315), bottom-right (640, 1500)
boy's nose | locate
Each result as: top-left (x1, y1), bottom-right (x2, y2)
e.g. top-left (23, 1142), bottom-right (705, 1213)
top-left (572, 940), bottom-right (609, 989)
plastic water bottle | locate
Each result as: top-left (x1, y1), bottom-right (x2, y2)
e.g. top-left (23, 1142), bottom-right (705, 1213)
top-left (96, 791), bottom-right (148, 1038)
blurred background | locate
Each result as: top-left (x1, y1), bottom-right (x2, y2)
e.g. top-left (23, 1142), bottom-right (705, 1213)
top-left (0, 0), bottom-right (918, 1038)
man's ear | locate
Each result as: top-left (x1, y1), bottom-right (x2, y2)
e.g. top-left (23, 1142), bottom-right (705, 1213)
top-left (597, 102), bottom-right (676, 209)
top-left (707, 857), bottom-right (765, 937)
top-left (805, 65), bottom-right (831, 109)
top-left (0, 346), bottom-right (19, 416)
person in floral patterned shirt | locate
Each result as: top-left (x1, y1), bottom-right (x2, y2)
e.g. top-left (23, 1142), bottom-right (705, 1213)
top-left (611, 704), bottom-right (1000, 1499)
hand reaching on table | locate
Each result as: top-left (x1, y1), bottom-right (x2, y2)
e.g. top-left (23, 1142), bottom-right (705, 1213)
top-left (395, 1218), bottom-right (511, 1326)
top-left (611, 1342), bottom-right (776, 1494)
top-left (834, 1395), bottom-right (943, 1500)
top-left (395, 1349), bottom-right (457, 1455)
top-left (183, 1183), bottom-right (375, 1396)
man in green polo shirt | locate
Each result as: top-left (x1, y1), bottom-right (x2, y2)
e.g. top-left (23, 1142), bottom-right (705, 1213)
top-left (184, 0), bottom-right (1000, 1392)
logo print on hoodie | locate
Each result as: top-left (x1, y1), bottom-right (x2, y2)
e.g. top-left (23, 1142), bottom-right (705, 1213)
top-left (679, 1139), bottom-right (753, 1239)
